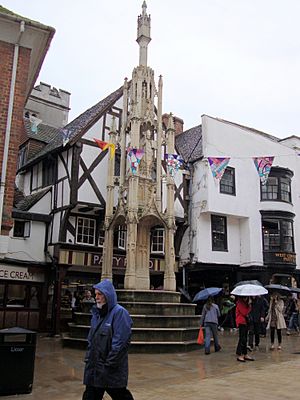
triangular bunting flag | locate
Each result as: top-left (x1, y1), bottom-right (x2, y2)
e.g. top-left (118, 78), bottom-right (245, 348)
top-left (164, 154), bottom-right (183, 177)
top-left (127, 147), bottom-right (145, 174)
top-left (208, 157), bottom-right (230, 180)
top-left (253, 156), bottom-right (274, 185)
top-left (94, 138), bottom-right (116, 159)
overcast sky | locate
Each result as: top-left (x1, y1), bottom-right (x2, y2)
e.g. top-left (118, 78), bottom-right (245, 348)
top-left (3, 0), bottom-right (300, 138)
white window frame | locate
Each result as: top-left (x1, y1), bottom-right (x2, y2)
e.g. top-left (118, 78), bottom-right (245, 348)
top-left (118, 226), bottom-right (127, 250)
top-left (13, 220), bottom-right (31, 238)
top-left (151, 228), bottom-right (165, 254)
top-left (76, 217), bottom-right (96, 246)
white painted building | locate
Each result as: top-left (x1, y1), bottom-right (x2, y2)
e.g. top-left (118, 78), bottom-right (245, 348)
top-left (177, 115), bottom-right (300, 296)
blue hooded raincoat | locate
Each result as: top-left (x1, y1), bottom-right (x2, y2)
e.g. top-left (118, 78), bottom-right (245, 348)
top-left (83, 280), bottom-right (133, 388)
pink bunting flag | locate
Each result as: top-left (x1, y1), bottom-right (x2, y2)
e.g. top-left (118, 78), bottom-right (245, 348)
top-left (208, 157), bottom-right (230, 180)
top-left (127, 147), bottom-right (145, 174)
top-left (253, 156), bottom-right (274, 185)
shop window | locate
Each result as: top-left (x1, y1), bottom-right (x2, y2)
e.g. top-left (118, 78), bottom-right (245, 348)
top-left (151, 228), bottom-right (165, 253)
top-left (29, 286), bottom-right (39, 309)
top-left (220, 167), bottom-right (235, 195)
top-left (262, 218), bottom-right (294, 252)
top-left (211, 215), bottom-right (228, 251)
top-left (7, 285), bottom-right (26, 307)
top-left (76, 217), bottom-right (96, 245)
top-left (13, 220), bottom-right (31, 238)
top-left (261, 167), bottom-right (292, 203)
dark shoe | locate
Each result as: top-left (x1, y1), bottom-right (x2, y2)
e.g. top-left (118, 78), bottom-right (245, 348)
top-left (244, 355), bottom-right (255, 361)
top-left (237, 357), bottom-right (246, 362)
top-left (215, 345), bottom-right (221, 352)
top-left (205, 350), bottom-right (210, 355)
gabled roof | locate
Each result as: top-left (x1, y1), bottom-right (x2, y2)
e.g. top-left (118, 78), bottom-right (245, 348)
top-left (19, 84), bottom-right (124, 171)
top-left (15, 187), bottom-right (51, 211)
top-left (204, 115), bottom-right (280, 143)
top-left (23, 118), bottom-right (61, 144)
top-left (175, 125), bottom-right (202, 163)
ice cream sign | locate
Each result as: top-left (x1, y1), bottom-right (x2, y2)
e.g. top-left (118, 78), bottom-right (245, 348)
top-left (0, 265), bottom-right (44, 282)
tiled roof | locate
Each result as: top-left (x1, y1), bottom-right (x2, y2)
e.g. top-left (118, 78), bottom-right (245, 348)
top-left (24, 118), bottom-right (61, 144)
top-left (175, 125), bottom-right (203, 163)
top-left (15, 187), bottom-right (51, 211)
top-left (20, 85), bottom-right (124, 170)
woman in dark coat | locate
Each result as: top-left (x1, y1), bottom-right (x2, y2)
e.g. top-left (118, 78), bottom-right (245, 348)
top-left (82, 279), bottom-right (134, 400)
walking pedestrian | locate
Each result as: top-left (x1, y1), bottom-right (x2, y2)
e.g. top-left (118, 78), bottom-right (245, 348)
top-left (247, 296), bottom-right (265, 351)
top-left (235, 296), bottom-right (254, 362)
top-left (82, 279), bottom-right (134, 400)
top-left (266, 292), bottom-right (286, 350)
top-left (200, 296), bottom-right (221, 355)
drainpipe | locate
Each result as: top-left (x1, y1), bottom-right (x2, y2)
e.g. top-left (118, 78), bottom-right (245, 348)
top-left (0, 21), bottom-right (25, 240)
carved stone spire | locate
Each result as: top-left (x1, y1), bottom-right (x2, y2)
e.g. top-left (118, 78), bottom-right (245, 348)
top-left (137, 1), bottom-right (151, 66)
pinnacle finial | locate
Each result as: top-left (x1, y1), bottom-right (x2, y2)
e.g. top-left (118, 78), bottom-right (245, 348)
top-left (142, 1), bottom-right (147, 15)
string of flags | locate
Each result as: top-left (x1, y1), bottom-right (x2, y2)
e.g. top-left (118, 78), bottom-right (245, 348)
top-left (207, 156), bottom-right (275, 185)
top-left (94, 138), bottom-right (116, 159)
top-left (127, 147), bottom-right (144, 174)
top-left (164, 154), bottom-right (184, 177)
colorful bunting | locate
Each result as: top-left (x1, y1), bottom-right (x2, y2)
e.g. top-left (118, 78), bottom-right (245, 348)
top-left (127, 147), bottom-right (145, 174)
top-left (253, 156), bottom-right (274, 185)
top-left (208, 157), bottom-right (230, 180)
top-left (94, 138), bottom-right (116, 159)
top-left (164, 154), bottom-right (183, 177)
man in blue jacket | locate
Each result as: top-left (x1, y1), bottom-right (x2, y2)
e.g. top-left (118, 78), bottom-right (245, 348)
top-left (82, 280), bottom-right (134, 400)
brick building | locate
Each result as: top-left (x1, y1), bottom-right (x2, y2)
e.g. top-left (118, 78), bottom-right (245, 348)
top-left (0, 6), bottom-right (55, 256)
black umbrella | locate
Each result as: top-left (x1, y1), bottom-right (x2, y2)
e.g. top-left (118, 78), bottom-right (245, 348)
top-left (289, 287), bottom-right (300, 294)
top-left (265, 284), bottom-right (291, 295)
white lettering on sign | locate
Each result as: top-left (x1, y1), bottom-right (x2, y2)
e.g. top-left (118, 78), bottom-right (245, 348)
top-left (0, 265), bottom-right (44, 282)
top-left (11, 347), bottom-right (24, 352)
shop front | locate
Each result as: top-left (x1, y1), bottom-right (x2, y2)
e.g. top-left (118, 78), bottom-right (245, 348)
top-left (0, 263), bottom-right (46, 331)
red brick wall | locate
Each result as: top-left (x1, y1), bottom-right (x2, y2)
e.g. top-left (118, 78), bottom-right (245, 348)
top-left (162, 113), bottom-right (184, 136)
top-left (0, 40), bottom-right (31, 234)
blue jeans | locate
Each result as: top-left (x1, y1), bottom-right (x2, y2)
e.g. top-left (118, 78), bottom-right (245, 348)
top-left (204, 322), bottom-right (220, 353)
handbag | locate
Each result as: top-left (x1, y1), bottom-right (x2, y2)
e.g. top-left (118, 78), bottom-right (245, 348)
top-left (197, 326), bottom-right (204, 345)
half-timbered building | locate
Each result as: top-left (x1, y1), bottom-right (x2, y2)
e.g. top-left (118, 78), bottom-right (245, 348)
top-left (5, 4), bottom-right (188, 332)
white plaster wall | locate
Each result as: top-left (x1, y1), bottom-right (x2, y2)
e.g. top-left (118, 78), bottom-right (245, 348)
top-left (30, 191), bottom-right (52, 214)
top-left (78, 142), bottom-right (109, 204)
top-left (7, 221), bottom-right (47, 262)
top-left (190, 115), bottom-right (300, 268)
top-left (51, 212), bottom-right (61, 243)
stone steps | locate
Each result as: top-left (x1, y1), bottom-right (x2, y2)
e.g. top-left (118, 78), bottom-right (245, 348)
top-left (62, 290), bottom-right (200, 353)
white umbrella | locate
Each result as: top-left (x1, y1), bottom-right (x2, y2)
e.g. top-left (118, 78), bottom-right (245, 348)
top-left (231, 284), bottom-right (268, 297)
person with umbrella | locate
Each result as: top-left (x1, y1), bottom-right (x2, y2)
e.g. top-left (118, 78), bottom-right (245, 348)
top-left (266, 292), bottom-right (286, 350)
top-left (199, 296), bottom-right (222, 355)
top-left (231, 283), bottom-right (268, 362)
top-left (235, 296), bottom-right (254, 362)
